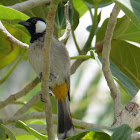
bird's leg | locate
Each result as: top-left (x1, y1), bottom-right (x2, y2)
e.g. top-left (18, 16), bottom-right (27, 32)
top-left (39, 90), bottom-right (53, 103)
top-left (39, 72), bottom-right (42, 82)
top-left (40, 72), bottom-right (56, 82)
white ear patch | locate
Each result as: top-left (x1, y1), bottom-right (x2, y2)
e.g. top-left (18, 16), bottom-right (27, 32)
top-left (35, 21), bottom-right (46, 33)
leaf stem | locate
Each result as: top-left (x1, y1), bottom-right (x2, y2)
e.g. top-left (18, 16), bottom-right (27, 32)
top-left (83, 5), bottom-right (98, 52)
top-left (72, 29), bottom-right (80, 53)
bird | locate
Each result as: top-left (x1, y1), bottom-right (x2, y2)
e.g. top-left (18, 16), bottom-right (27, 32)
top-left (18, 17), bottom-right (74, 139)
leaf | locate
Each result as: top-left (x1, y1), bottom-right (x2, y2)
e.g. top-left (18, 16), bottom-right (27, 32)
top-left (55, 3), bottom-right (73, 30)
top-left (15, 120), bottom-right (47, 140)
top-left (113, 0), bottom-right (140, 29)
top-left (73, 0), bottom-right (88, 17)
top-left (96, 16), bottom-right (140, 43)
top-left (96, 16), bottom-right (140, 93)
top-left (71, 3), bottom-right (79, 30)
top-left (110, 60), bottom-right (139, 97)
top-left (0, 5), bottom-right (29, 69)
top-left (12, 135), bottom-right (38, 140)
top-left (1, 125), bottom-right (16, 140)
top-left (110, 40), bottom-right (140, 90)
top-left (111, 124), bottom-right (132, 140)
top-left (83, 0), bottom-right (112, 8)
top-left (98, 53), bottom-right (139, 98)
top-left (66, 128), bottom-right (110, 140)
top-left (113, 16), bottom-right (140, 44)
top-left (0, 0), bottom-right (49, 20)
top-left (0, 120), bottom-right (6, 140)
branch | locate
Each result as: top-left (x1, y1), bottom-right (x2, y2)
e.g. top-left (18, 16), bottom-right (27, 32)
top-left (3, 112), bottom-right (109, 130)
top-left (41, 0), bottom-right (60, 139)
top-left (71, 51), bottom-right (86, 75)
top-left (14, 91), bottom-right (41, 116)
top-left (59, 1), bottom-right (71, 43)
top-left (71, 30), bottom-right (80, 53)
top-left (0, 20), bottom-right (29, 49)
top-left (5, 124), bottom-right (140, 139)
top-left (132, 132), bottom-right (140, 140)
top-left (6, 124), bottom-right (83, 135)
top-left (112, 91), bottom-right (140, 129)
top-left (102, 4), bottom-right (122, 119)
top-left (0, 77), bottom-right (40, 109)
top-left (9, 0), bottom-right (51, 12)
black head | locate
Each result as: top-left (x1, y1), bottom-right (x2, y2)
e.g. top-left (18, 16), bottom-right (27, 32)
top-left (18, 17), bottom-right (46, 43)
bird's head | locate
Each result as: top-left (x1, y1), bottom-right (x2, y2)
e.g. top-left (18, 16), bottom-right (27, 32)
top-left (18, 17), bottom-right (46, 42)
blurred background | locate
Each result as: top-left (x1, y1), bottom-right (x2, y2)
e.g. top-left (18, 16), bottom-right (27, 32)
top-left (0, 3), bottom-right (132, 129)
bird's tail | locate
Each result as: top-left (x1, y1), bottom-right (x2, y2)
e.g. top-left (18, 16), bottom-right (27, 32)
top-left (57, 95), bottom-right (74, 139)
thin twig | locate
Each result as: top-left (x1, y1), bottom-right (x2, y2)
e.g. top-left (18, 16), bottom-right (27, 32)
top-left (71, 51), bottom-right (86, 75)
top-left (9, 0), bottom-right (51, 12)
top-left (71, 30), bottom-right (80, 53)
top-left (41, 0), bottom-right (60, 139)
top-left (0, 20), bottom-right (29, 49)
top-left (3, 112), bottom-right (109, 130)
top-left (0, 77), bottom-right (40, 109)
top-left (14, 91), bottom-right (41, 116)
top-left (59, 1), bottom-right (71, 43)
top-left (102, 4), bottom-right (122, 119)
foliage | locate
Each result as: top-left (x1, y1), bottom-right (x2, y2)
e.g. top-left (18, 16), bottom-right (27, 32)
top-left (0, 0), bottom-right (140, 139)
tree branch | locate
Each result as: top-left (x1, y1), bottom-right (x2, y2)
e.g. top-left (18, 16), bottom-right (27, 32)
top-left (0, 20), bottom-right (29, 49)
top-left (3, 112), bottom-right (109, 130)
top-left (59, 1), bottom-right (71, 43)
top-left (41, 0), bottom-right (60, 139)
top-left (0, 77), bottom-right (40, 109)
top-left (9, 0), bottom-right (51, 12)
top-left (14, 91), bottom-right (41, 116)
top-left (132, 132), bottom-right (140, 140)
top-left (112, 91), bottom-right (140, 130)
top-left (102, 4), bottom-right (122, 120)
top-left (6, 124), bottom-right (83, 135)
top-left (5, 124), bottom-right (140, 139)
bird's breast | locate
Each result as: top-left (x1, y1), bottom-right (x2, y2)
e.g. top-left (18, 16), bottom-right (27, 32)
top-left (28, 43), bottom-right (44, 76)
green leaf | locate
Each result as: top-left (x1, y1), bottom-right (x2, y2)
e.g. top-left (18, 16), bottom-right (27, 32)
top-left (111, 124), bottom-right (132, 140)
top-left (0, 120), bottom-right (6, 140)
top-left (96, 16), bottom-right (140, 93)
top-left (73, 0), bottom-right (88, 17)
top-left (110, 60), bottom-right (139, 97)
top-left (96, 16), bottom-right (140, 43)
top-left (0, 5), bottom-right (29, 69)
top-left (11, 135), bottom-right (38, 140)
top-left (113, 16), bottom-right (140, 44)
top-left (66, 128), bottom-right (110, 140)
top-left (110, 40), bottom-right (140, 90)
top-left (83, 0), bottom-right (112, 8)
top-left (113, 0), bottom-right (140, 29)
top-left (15, 120), bottom-right (47, 140)
top-left (98, 56), bottom-right (138, 97)
top-left (1, 125), bottom-right (16, 140)
top-left (71, 3), bottom-right (79, 30)
top-left (0, 0), bottom-right (49, 20)
top-left (55, 3), bottom-right (73, 30)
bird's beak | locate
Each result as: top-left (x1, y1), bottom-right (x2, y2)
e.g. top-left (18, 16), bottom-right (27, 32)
top-left (18, 21), bottom-right (30, 26)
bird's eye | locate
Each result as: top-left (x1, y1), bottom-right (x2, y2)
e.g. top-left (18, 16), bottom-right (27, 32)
top-left (32, 19), bottom-right (37, 23)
